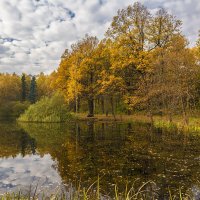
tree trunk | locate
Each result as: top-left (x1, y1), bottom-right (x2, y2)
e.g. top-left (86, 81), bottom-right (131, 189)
top-left (181, 97), bottom-right (189, 126)
top-left (74, 97), bottom-right (80, 113)
top-left (101, 96), bottom-right (105, 114)
top-left (87, 98), bottom-right (94, 117)
top-left (150, 113), bottom-right (154, 124)
top-left (147, 100), bottom-right (154, 124)
top-left (75, 96), bottom-right (78, 113)
top-left (183, 111), bottom-right (189, 126)
top-left (77, 97), bottom-right (80, 113)
top-left (110, 97), bottom-right (116, 120)
top-left (168, 112), bottom-right (172, 123)
top-left (73, 99), bottom-right (77, 113)
top-left (127, 97), bottom-right (131, 115)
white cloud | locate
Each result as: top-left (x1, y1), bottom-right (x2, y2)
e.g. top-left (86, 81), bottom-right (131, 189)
top-left (0, 0), bottom-right (199, 74)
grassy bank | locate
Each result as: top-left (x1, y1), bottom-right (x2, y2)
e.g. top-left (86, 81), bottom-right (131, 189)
top-left (75, 113), bottom-right (200, 133)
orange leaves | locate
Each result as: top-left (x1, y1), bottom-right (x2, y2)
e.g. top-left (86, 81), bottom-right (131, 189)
top-left (98, 71), bottom-right (125, 95)
top-left (0, 74), bottom-right (21, 103)
top-left (52, 2), bottom-right (199, 115)
top-left (54, 36), bottom-right (100, 103)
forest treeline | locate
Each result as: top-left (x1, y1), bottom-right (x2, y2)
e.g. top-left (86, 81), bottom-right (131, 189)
top-left (0, 73), bottom-right (54, 119)
top-left (1, 2), bottom-right (200, 124)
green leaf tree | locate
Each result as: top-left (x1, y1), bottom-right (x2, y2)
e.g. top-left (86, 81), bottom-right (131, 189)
top-left (29, 76), bottom-right (37, 104)
top-left (21, 73), bottom-right (26, 102)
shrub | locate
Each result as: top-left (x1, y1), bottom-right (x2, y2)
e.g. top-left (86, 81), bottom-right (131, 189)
top-left (18, 93), bottom-right (73, 122)
top-left (12, 101), bottom-right (30, 117)
top-left (0, 101), bottom-right (30, 120)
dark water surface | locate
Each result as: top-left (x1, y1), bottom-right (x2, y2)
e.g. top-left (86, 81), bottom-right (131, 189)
top-left (0, 121), bottom-right (200, 198)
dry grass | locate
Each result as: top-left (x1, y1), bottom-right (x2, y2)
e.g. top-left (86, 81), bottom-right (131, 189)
top-left (0, 180), bottom-right (192, 200)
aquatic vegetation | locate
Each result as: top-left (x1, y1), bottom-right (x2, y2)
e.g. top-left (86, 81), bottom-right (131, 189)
top-left (154, 120), bottom-right (178, 130)
top-left (153, 117), bottom-right (200, 134)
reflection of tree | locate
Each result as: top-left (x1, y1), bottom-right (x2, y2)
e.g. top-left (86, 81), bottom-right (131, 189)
top-left (20, 130), bottom-right (36, 156)
top-left (18, 121), bottom-right (200, 198)
top-left (0, 123), bottom-right (36, 158)
top-left (87, 121), bottom-right (94, 142)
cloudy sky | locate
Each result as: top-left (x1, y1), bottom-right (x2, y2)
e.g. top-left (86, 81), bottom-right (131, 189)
top-left (0, 0), bottom-right (199, 74)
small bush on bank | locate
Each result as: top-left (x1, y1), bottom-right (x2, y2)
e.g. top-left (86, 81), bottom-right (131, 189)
top-left (18, 93), bottom-right (73, 123)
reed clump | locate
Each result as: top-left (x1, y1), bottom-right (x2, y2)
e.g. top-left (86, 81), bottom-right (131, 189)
top-left (0, 179), bottom-right (193, 200)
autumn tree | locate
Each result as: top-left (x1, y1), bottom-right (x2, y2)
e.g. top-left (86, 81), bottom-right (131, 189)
top-left (162, 35), bottom-right (199, 124)
top-left (145, 8), bottom-right (182, 120)
top-left (107, 2), bottom-right (151, 50)
top-left (0, 73), bottom-right (30, 119)
top-left (106, 3), bottom-right (151, 113)
top-left (131, 35), bottom-right (199, 124)
top-left (106, 2), bottom-right (182, 116)
top-left (194, 32), bottom-right (200, 105)
top-left (54, 35), bottom-right (101, 117)
top-left (0, 73), bottom-right (21, 103)
top-left (147, 8), bottom-right (181, 49)
top-left (54, 46), bottom-right (82, 113)
top-left (97, 39), bottom-right (126, 117)
top-left (51, 1), bottom-right (200, 122)
top-left (36, 72), bottom-right (54, 99)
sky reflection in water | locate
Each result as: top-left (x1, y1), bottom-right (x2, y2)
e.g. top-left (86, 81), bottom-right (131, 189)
top-left (0, 153), bottom-right (62, 194)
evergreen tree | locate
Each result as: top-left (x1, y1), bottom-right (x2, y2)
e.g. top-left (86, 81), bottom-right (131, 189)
top-left (21, 73), bottom-right (26, 102)
top-left (29, 76), bottom-right (37, 104)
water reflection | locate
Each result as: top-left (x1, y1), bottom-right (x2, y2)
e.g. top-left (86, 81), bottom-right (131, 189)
top-left (0, 154), bottom-right (62, 194)
top-left (0, 121), bottom-right (200, 198)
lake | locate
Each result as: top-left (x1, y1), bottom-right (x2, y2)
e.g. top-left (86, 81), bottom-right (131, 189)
top-left (0, 121), bottom-right (200, 199)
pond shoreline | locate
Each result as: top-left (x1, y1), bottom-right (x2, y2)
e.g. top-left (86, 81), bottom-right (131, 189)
top-left (3, 112), bottom-right (200, 133)
top-left (75, 113), bottom-right (200, 132)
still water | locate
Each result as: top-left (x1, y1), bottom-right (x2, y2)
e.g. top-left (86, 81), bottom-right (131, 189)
top-left (0, 121), bottom-right (200, 198)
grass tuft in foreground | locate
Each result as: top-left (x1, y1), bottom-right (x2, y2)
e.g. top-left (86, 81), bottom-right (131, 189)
top-left (0, 179), bottom-right (194, 200)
